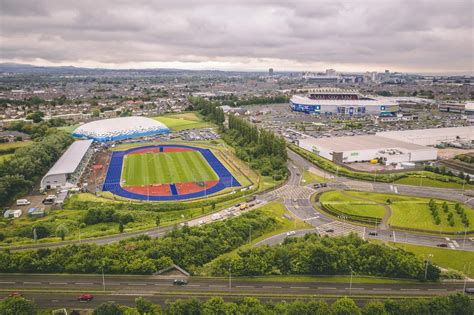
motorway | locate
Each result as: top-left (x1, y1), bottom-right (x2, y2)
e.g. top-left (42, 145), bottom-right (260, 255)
top-left (0, 273), bottom-right (472, 308)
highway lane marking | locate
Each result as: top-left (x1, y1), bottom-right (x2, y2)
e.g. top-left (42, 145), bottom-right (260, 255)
top-left (428, 289), bottom-right (447, 291)
top-left (290, 286), bottom-right (309, 289)
top-left (318, 287), bottom-right (337, 290)
top-left (0, 281), bottom-right (15, 284)
top-left (236, 286), bottom-right (254, 288)
top-left (49, 282), bottom-right (68, 285)
top-left (128, 283), bottom-right (147, 286)
top-left (187, 284), bottom-right (201, 287)
top-left (154, 283), bottom-right (172, 286)
top-left (262, 286), bottom-right (282, 289)
top-left (209, 285), bottom-right (227, 288)
top-left (375, 288), bottom-right (392, 291)
top-left (75, 282), bottom-right (94, 285)
top-left (345, 287), bottom-right (364, 290)
top-left (400, 289), bottom-right (420, 291)
top-left (24, 282), bottom-right (42, 285)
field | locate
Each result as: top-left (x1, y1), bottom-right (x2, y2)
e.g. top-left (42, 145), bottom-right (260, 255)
top-left (319, 191), bottom-right (386, 219)
top-left (391, 242), bottom-right (474, 278)
top-left (122, 151), bottom-right (218, 186)
top-left (319, 191), bottom-right (474, 233)
top-left (153, 112), bottom-right (213, 131)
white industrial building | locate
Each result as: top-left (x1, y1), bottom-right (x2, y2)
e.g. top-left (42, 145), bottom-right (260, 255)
top-left (40, 140), bottom-right (94, 190)
top-left (376, 126), bottom-right (474, 146)
top-left (298, 135), bottom-right (437, 165)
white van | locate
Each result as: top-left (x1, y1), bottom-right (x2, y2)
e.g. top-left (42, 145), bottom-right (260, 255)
top-left (16, 199), bottom-right (31, 206)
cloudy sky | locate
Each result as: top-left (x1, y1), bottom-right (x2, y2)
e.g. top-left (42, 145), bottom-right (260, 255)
top-left (0, 0), bottom-right (473, 73)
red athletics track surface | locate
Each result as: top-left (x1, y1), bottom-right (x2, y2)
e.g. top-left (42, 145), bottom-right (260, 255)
top-left (176, 180), bottom-right (219, 195)
top-left (127, 147), bottom-right (161, 155)
top-left (123, 184), bottom-right (171, 196)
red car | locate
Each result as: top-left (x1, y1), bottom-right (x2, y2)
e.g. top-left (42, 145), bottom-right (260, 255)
top-left (78, 294), bottom-right (94, 302)
top-left (8, 292), bottom-right (22, 297)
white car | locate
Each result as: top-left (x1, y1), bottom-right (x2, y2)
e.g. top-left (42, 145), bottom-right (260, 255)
top-left (286, 231), bottom-right (296, 236)
top-left (16, 199), bottom-right (31, 206)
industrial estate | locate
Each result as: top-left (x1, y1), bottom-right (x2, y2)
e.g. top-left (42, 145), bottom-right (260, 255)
top-left (0, 1), bottom-right (473, 314)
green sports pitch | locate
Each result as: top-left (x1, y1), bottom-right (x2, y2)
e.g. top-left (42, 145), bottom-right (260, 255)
top-left (122, 151), bottom-right (219, 186)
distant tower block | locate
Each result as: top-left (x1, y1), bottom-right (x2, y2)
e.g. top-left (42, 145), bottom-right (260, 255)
top-left (269, 68), bottom-right (274, 76)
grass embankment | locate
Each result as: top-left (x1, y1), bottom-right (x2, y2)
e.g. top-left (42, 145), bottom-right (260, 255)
top-left (391, 242), bottom-right (474, 278)
top-left (302, 170), bottom-right (329, 184)
top-left (57, 124), bottom-right (81, 133)
top-left (319, 191), bottom-right (474, 233)
top-left (289, 145), bottom-right (473, 189)
top-left (153, 112), bottom-right (214, 131)
top-left (319, 191), bottom-right (386, 219)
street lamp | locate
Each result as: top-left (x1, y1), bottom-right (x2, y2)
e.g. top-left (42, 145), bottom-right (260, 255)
top-left (424, 254), bottom-right (433, 281)
top-left (463, 262), bottom-right (472, 293)
top-left (349, 266), bottom-right (354, 296)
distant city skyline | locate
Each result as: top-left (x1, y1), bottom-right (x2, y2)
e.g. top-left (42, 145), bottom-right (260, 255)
top-left (0, 0), bottom-right (472, 73)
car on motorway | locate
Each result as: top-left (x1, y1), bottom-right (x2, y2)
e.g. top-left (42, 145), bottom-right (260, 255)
top-left (469, 237), bottom-right (474, 242)
top-left (173, 279), bottom-right (188, 286)
top-left (9, 292), bottom-right (22, 297)
top-left (368, 231), bottom-right (378, 236)
top-left (465, 288), bottom-right (474, 294)
top-left (78, 294), bottom-right (94, 302)
top-left (436, 243), bottom-right (448, 247)
top-left (286, 230), bottom-right (296, 236)
top-left (320, 183), bottom-right (328, 187)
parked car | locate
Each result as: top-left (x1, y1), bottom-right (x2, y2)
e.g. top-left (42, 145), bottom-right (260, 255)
top-left (465, 288), bottom-right (474, 294)
top-left (173, 279), bottom-right (188, 286)
top-left (286, 231), bottom-right (296, 236)
top-left (16, 199), bottom-right (30, 206)
top-left (78, 294), bottom-right (94, 302)
top-left (325, 229), bottom-right (335, 233)
top-left (368, 231), bottom-right (378, 236)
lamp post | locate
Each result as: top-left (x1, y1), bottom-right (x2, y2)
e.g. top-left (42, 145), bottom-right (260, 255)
top-left (463, 262), bottom-right (471, 293)
top-left (349, 267), bottom-right (353, 296)
top-left (228, 264), bottom-right (232, 290)
top-left (424, 254), bottom-right (433, 281)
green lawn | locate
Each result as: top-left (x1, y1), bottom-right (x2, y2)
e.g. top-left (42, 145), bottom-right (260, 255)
top-left (0, 140), bottom-right (32, 150)
top-left (58, 124), bottom-right (81, 133)
top-left (395, 176), bottom-right (474, 190)
top-left (122, 151), bottom-right (218, 185)
top-left (153, 112), bottom-right (213, 131)
top-left (391, 242), bottom-right (474, 278)
top-left (323, 191), bottom-right (474, 233)
top-left (302, 170), bottom-right (329, 184)
top-left (319, 191), bottom-right (387, 219)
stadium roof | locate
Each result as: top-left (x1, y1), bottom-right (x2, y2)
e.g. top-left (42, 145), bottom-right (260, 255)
top-left (299, 135), bottom-right (433, 152)
top-left (72, 116), bottom-right (170, 142)
top-left (290, 95), bottom-right (398, 106)
top-left (44, 140), bottom-right (93, 176)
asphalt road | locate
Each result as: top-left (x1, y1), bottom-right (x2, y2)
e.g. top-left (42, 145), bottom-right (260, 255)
top-left (1, 274), bottom-right (471, 301)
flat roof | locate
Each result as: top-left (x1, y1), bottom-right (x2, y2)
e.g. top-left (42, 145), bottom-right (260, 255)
top-left (290, 95), bottom-right (398, 106)
top-left (300, 135), bottom-right (433, 152)
top-left (377, 126), bottom-right (474, 141)
top-left (44, 140), bottom-right (93, 176)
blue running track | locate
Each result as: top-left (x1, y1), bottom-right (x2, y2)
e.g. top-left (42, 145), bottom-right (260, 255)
top-left (102, 144), bottom-right (241, 201)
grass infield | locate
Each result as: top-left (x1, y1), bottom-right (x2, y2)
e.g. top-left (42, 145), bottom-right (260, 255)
top-left (122, 151), bottom-right (218, 186)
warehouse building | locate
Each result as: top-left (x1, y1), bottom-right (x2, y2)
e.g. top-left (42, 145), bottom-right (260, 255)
top-left (298, 135), bottom-right (437, 165)
top-left (40, 140), bottom-right (94, 190)
top-left (376, 126), bottom-right (474, 147)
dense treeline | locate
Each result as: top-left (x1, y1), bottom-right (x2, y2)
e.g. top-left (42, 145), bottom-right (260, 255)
top-left (190, 97), bottom-right (288, 179)
top-left (225, 114), bottom-right (287, 179)
top-left (189, 96), bottom-right (225, 125)
top-left (211, 234), bottom-right (441, 281)
top-left (0, 125), bottom-right (73, 206)
top-left (0, 210), bottom-right (276, 275)
top-left (212, 94), bottom-right (290, 107)
top-left (3, 293), bottom-right (472, 315)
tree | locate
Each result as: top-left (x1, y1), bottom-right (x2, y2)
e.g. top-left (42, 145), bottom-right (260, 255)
top-left (155, 216), bottom-right (161, 227)
top-left (56, 224), bottom-right (69, 241)
top-left (93, 302), bottom-right (124, 315)
top-left (0, 296), bottom-right (37, 315)
top-left (331, 297), bottom-right (361, 315)
top-left (448, 293), bottom-right (474, 315)
top-left (135, 297), bottom-right (161, 314)
top-left (119, 222), bottom-right (124, 233)
top-left (362, 301), bottom-right (387, 315)
top-left (201, 297), bottom-right (229, 315)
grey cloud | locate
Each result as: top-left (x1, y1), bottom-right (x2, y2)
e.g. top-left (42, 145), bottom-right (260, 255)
top-left (0, 0), bottom-right (472, 72)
